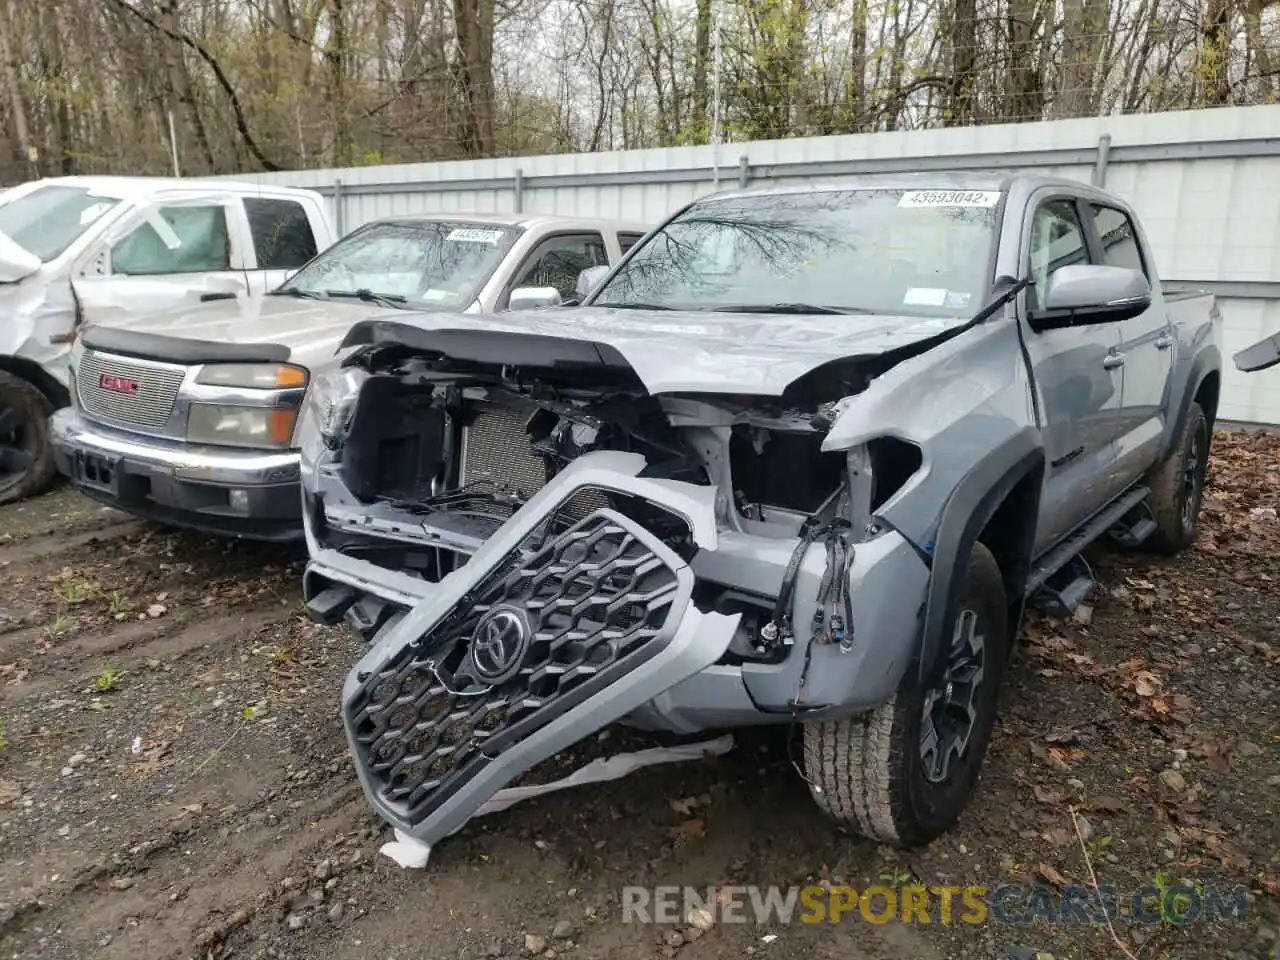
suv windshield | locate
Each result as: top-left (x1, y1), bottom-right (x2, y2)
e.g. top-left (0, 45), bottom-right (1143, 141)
top-left (278, 220), bottom-right (521, 309)
top-left (0, 185), bottom-right (123, 262)
top-left (590, 188), bottom-right (1002, 316)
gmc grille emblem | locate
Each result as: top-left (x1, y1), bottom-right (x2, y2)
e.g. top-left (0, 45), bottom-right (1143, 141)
top-left (99, 374), bottom-right (140, 396)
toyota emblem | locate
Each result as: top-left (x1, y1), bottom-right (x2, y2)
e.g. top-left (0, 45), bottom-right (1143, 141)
top-left (469, 608), bottom-right (530, 684)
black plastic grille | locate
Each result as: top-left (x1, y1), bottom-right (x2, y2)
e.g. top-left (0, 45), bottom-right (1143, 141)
top-left (346, 507), bottom-right (685, 826)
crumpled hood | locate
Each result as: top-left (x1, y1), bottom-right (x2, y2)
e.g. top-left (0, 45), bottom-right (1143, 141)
top-left (344, 305), bottom-right (973, 396)
top-left (105, 294), bottom-right (408, 370)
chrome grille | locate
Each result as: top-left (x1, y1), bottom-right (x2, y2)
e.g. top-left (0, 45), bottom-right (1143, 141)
top-left (75, 350), bottom-right (186, 432)
top-left (346, 508), bottom-right (683, 826)
top-left (459, 400), bottom-right (547, 497)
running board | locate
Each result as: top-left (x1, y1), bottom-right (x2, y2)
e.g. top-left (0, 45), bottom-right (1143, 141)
top-left (1025, 486), bottom-right (1150, 615)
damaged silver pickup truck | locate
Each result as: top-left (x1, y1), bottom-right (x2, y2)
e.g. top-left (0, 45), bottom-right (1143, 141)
top-left (298, 174), bottom-right (1222, 850)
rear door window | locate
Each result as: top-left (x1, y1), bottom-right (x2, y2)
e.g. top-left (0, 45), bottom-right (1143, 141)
top-left (244, 197), bottom-right (318, 270)
top-left (1089, 204), bottom-right (1147, 277)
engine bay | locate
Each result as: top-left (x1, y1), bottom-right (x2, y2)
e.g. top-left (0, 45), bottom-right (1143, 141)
top-left (326, 350), bottom-right (863, 544)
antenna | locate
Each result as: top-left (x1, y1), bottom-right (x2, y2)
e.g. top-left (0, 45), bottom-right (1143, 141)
top-left (167, 111), bottom-right (181, 177)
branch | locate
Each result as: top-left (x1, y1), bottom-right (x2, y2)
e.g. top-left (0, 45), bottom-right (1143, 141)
top-left (104, 0), bottom-right (282, 171)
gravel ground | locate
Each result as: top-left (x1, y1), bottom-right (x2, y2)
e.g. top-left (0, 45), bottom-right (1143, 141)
top-left (0, 429), bottom-right (1276, 960)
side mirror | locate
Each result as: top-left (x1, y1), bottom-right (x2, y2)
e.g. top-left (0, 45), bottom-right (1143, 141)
top-left (575, 265), bottom-right (610, 300)
top-left (508, 286), bottom-right (562, 311)
top-left (1029, 265), bottom-right (1151, 331)
top-left (1234, 334), bottom-right (1280, 373)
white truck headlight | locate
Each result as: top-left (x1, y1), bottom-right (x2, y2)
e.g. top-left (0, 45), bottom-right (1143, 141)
top-left (305, 367), bottom-right (369, 448)
top-left (195, 363), bottom-right (309, 389)
top-left (186, 403), bottom-right (298, 448)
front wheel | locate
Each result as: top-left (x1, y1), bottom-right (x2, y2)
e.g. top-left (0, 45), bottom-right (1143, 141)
top-left (802, 542), bottom-right (1009, 847)
top-left (0, 370), bottom-right (58, 506)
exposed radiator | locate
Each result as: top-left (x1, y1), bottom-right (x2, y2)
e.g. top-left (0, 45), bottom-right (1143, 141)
top-left (458, 398), bottom-right (608, 519)
top-left (459, 399), bottom-right (547, 498)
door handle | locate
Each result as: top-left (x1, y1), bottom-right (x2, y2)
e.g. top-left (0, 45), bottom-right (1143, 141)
top-left (1154, 333), bottom-right (1174, 350)
top-left (1103, 352), bottom-right (1126, 369)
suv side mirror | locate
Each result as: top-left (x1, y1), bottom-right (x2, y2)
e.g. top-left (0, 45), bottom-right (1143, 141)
top-left (1029, 264), bottom-right (1151, 331)
top-left (508, 286), bottom-right (562, 311)
top-left (575, 265), bottom-right (610, 300)
top-left (1234, 334), bottom-right (1280, 373)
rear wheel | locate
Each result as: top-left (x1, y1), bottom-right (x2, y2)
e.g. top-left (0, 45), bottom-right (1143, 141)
top-left (0, 370), bottom-right (58, 505)
top-left (1142, 400), bottom-right (1209, 554)
top-left (802, 542), bottom-right (1009, 847)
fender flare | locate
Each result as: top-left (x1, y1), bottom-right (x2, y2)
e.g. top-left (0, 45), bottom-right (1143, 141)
top-left (0, 354), bottom-right (70, 409)
top-left (916, 428), bottom-right (1043, 684)
top-left (1158, 345), bottom-right (1221, 464)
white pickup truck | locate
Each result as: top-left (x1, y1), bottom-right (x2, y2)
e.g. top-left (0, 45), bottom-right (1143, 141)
top-left (0, 175), bottom-right (336, 503)
top-left (48, 213), bottom-right (650, 539)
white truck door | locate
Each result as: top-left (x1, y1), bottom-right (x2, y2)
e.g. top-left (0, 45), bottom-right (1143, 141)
top-left (71, 194), bottom-right (253, 326)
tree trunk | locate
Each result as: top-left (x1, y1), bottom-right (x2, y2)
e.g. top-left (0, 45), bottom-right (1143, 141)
top-left (1004, 0), bottom-right (1044, 122)
top-left (159, 0), bottom-right (216, 173)
top-left (947, 0), bottom-right (978, 124)
top-left (452, 0), bottom-right (496, 156)
top-left (1196, 0), bottom-right (1234, 106)
top-left (0, 3), bottom-right (37, 179)
top-left (693, 0), bottom-right (712, 132)
top-left (1054, 0), bottom-right (1106, 118)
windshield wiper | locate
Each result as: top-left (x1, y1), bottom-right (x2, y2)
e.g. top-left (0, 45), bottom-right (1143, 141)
top-left (269, 287), bottom-right (323, 299)
top-left (325, 289), bottom-right (409, 308)
top-left (592, 302), bottom-right (675, 311)
top-left (710, 303), bottom-right (870, 315)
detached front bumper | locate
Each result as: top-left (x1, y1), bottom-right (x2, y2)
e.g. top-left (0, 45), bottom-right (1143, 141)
top-left (50, 406), bottom-right (303, 541)
top-left (304, 450), bottom-right (931, 846)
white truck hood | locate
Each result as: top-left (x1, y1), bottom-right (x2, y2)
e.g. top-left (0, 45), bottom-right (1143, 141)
top-left (101, 294), bottom-right (406, 371)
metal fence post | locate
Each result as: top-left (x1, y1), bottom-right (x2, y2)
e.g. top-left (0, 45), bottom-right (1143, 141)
top-left (513, 168), bottom-right (525, 213)
top-left (1092, 134), bottom-right (1112, 188)
top-left (738, 155), bottom-right (751, 188)
top-left (333, 178), bottom-right (345, 236)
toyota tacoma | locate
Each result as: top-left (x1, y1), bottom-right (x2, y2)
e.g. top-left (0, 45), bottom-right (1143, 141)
top-left (298, 175), bottom-right (1222, 849)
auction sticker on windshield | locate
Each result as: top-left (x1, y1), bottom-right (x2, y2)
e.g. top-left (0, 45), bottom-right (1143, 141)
top-left (446, 228), bottom-right (505, 244)
top-left (898, 190), bottom-right (1001, 207)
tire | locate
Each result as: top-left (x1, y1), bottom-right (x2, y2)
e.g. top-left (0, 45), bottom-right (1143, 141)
top-left (802, 542), bottom-right (1009, 848)
top-left (1141, 400), bottom-right (1210, 555)
top-left (0, 370), bottom-right (58, 505)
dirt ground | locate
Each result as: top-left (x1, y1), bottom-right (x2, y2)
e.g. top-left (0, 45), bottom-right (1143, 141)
top-left (0, 430), bottom-right (1276, 960)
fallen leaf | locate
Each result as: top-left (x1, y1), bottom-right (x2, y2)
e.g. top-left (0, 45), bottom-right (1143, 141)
top-left (1033, 785), bottom-right (1063, 805)
top-left (0, 780), bottom-right (20, 807)
top-left (1043, 827), bottom-right (1073, 847)
top-left (1045, 747), bottom-right (1073, 771)
top-left (669, 797), bottom-right (698, 817)
top-left (1149, 698), bottom-right (1171, 715)
top-left (674, 819), bottom-right (706, 839)
top-left (1132, 671), bottom-right (1161, 697)
top-left (1037, 863), bottom-right (1070, 887)
top-left (1089, 795), bottom-right (1128, 815)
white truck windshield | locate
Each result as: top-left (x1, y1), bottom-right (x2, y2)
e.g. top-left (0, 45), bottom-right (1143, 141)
top-left (0, 185), bottom-right (124, 262)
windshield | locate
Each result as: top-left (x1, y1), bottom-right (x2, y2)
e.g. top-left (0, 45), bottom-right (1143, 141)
top-left (279, 220), bottom-right (522, 309)
top-left (0, 185), bottom-right (124, 262)
top-left (590, 188), bottom-right (1002, 316)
